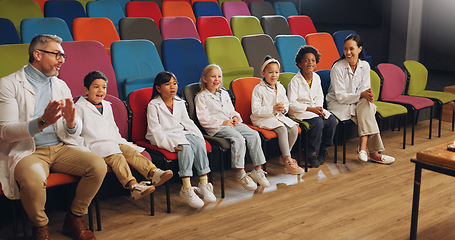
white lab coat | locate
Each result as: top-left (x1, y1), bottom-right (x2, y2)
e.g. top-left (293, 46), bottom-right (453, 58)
top-left (326, 59), bottom-right (374, 121)
top-left (288, 71), bottom-right (331, 120)
top-left (195, 89), bottom-right (242, 136)
top-left (145, 96), bottom-right (204, 152)
top-left (75, 97), bottom-right (144, 158)
top-left (250, 80), bottom-right (297, 130)
top-left (0, 67), bottom-right (82, 199)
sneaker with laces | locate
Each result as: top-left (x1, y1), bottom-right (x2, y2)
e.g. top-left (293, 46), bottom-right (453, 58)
top-left (150, 169), bottom-right (173, 186)
top-left (236, 173), bottom-right (257, 191)
top-left (179, 186), bottom-right (204, 208)
top-left (249, 170), bottom-right (270, 187)
top-left (196, 182), bottom-right (216, 202)
top-left (309, 155), bottom-right (320, 168)
top-left (284, 158), bottom-right (305, 175)
top-left (131, 181), bottom-right (155, 200)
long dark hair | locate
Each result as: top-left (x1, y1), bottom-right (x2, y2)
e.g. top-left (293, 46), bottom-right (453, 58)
top-left (333, 34), bottom-right (365, 65)
top-left (151, 71), bottom-right (177, 100)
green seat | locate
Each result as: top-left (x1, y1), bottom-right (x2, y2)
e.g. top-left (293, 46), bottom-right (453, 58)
top-left (371, 70), bottom-right (407, 149)
top-left (278, 72), bottom-right (295, 91)
top-left (0, 44), bottom-right (30, 78)
top-left (404, 60), bottom-right (455, 136)
top-left (0, 0), bottom-right (43, 35)
top-left (205, 36), bottom-right (254, 89)
top-left (230, 16), bottom-right (264, 40)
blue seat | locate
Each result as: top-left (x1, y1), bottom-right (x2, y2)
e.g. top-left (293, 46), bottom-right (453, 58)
top-left (332, 30), bottom-right (372, 65)
top-left (44, 0), bottom-right (86, 34)
top-left (99, 0), bottom-right (130, 15)
top-left (87, 0), bottom-right (125, 31)
top-left (193, 1), bottom-right (223, 19)
top-left (273, 2), bottom-right (298, 19)
top-left (275, 35), bottom-right (306, 73)
top-left (20, 17), bottom-right (73, 43)
top-left (161, 38), bottom-right (208, 95)
top-left (111, 40), bottom-right (164, 100)
top-left (0, 18), bottom-right (21, 44)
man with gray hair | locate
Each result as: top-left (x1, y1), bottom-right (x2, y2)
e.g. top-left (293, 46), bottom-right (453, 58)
top-left (0, 34), bottom-right (106, 240)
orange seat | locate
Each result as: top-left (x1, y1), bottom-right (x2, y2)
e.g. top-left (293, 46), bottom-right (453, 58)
top-left (305, 32), bottom-right (340, 71)
top-left (72, 17), bottom-right (120, 58)
top-left (161, 1), bottom-right (196, 24)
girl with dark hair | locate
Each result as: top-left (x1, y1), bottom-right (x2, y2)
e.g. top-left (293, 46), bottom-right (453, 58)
top-left (326, 34), bottom-right (395, 164)
top-left (145, 71), bottom-right (216, 208)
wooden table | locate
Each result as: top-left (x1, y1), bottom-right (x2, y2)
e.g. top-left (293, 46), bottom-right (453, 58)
top-left (410, 142), bottom-right (455, 239)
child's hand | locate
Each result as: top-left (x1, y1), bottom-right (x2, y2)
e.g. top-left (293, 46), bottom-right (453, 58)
top-left (174, 147), bottom-right (183, 151)
top-left (221, 120), bottom-right (234, 127)
top-left (232, 116), bottom-right (240, 125)
top-left (360, 88), bottom-right (374, 103)
top-left (273, 102), bottom-right (286, 114)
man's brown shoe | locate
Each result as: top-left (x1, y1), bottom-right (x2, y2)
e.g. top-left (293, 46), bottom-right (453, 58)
top-left (32, 224), bottom-right (50, 240)
top-left (63, 212), bottom-right (96, 240)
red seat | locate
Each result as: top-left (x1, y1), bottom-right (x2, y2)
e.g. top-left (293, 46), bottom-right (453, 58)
top-left (196, 16), bottom-right (232, 47)
top-left (288, 15), bottom-right (317, 38)
top-left (125, 1), bottom-right (162, 30)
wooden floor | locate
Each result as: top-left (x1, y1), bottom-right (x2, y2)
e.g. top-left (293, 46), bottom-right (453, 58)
top-left (3, 120), bottom-right (455, 240)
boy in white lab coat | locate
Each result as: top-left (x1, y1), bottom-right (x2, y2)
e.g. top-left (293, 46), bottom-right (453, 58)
top-left (76, 71), bottom-right (173, 200)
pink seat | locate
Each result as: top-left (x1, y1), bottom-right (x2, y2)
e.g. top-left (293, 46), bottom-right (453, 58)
top-left (222, 1), bottom-right (250, 24)
top-left (377, 63), bottom-right (435, 145)
top-left (59, 41), bottom-right (119, 98)
top-left (160, 16), bottom-right (200, 40)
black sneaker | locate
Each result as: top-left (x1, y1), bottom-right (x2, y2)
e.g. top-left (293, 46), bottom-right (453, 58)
top-left (318, 149), bottom-right (328, 165)
top-left (309, 155), bottom-right (320, 168)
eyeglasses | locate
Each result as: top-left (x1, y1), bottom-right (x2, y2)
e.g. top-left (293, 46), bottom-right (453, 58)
top-left (38, 49), bottom-right (67, 60)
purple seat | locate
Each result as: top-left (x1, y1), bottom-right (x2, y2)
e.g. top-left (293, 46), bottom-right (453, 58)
top-left (377, 63), bottom-right (434, 145)
top-left (222, 1), bottom-right (251, 24)
top-left (59, 41), bottom-right (119, 98)
top-left (160, 16), bottom-right (200, 41)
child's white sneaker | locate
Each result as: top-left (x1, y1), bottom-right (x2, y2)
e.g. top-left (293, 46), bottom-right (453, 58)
top-left (196, 182), bottom-right (217, 203)
top-left (131, 181), bottom-right (155, 200)
top-left (236, 173), bottom-right (257, 191)
top-left (150, 169), bottom-right (173, 186)
top-left (179, 187), bottom-right (204, 208)
top-left (249, 170), bottom-right (270, 188)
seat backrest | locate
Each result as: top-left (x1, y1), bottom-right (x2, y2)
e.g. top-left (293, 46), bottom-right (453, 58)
top-left (86, 0), bottom-right (125, 31)
top-left (193, 1), bottom-right (223, 19)
top-left (161, 1), bottom-right (196, 24)
top-left (44, 0), bottom-right (86, 33)
top-left (248, 1), bottom-right (275, 20)
top-left (192, 0), bottom-right (219, 4)
top-left (260, 15), bottom-right (291, 40)
top-left (77, 0), bottom-right (95, 10)
top-left (315, 69), bottom-right (330, 107)
top-left (377, 63), bottom-right (406, 100)
top-left (205, 36), bottom-right (254, 89)
top-left (20, 17), bottom-right (73, 43)
top-left (230, 16), bottom-right (263, 40)
top-left (273, 1), bottom-right (298, 19)
top-left (0, 44), bottom-right (29, 78)
top-left (0, 0), bottom-right (43, 35)
top-left (287, 15), bottom-right (316, 38)
top-left (182, 82), bottom-right (206, 132)
top-left (104, 94), bottom-right (129, 138)
top-left (197, 16), bottom-right (232, 47)
top-left (33, 0), bottom-right (48, 14)
top-left (161, 38), bottom-right (208, 94)
top-left (59, 40), bottom-right (119, 98)
top-left (241, 34), bottom-right (282, 77)
top-left (275, 35), bottom-right (306, 73)
top-left (230, 77), bottom-right (261, 124)
top-left (119, 17), bottom-right (163, 57)
top-left (160, 16), bottom-right (200, 41)
top-left (219, 0), bottom-right (241, 8)
top-left (108, 0), bottom-right (129, 15)
top-left (0, 18), bottom-right (21, 45)
top-left (125, 1), bottom-right (162, 30)
top-left (127, 87), bottom-right (154, 143)
top-left (403, 60), bottom-right (428, 95)
top-left (370, 69), bottom-right (381, 101)
top-left (243, 0), bottom-right (263, 5)
top-left (305, 32), bottom-right (340, 71)
top-left (222, 1), bottom-right (250, 24)
top-left (72, 17), bottom-right (121, 57)
top-left (111, 40), bottom-right (164, 100)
